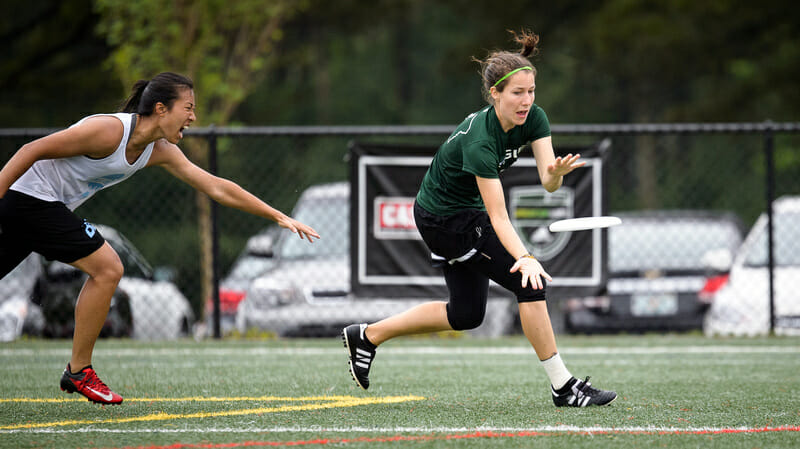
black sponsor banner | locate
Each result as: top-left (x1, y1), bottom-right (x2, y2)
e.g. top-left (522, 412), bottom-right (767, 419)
top-left (349, 140), bottom-right (610, 299)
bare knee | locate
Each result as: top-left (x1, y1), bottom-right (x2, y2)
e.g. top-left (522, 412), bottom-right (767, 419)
top-left (73, 243), bottom-right (124, 285)
top-left (92, 259), bottom-right (123, 285)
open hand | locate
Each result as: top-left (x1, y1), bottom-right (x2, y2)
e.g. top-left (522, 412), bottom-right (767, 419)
top-left (510, 257), bottom-right (553, 290)
top-left (278, 217), bottom-right (320, 243)
top-left (547, 153), bottom-right (586, 177)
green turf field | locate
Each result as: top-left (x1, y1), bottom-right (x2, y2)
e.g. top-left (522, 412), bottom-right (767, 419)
top-left (1, 334), bottom-right (799, 448)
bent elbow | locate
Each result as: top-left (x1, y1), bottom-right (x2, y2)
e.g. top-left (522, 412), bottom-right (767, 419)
top-left (541, 176), bottom-right (563, 193)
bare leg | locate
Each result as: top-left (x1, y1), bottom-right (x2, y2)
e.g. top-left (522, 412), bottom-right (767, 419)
top-left (365, 301), bottom-right (451, 346)
top-left (518, 301), bottom-right (558, 361)
top-left (67, 243), bottom-right (123, 371)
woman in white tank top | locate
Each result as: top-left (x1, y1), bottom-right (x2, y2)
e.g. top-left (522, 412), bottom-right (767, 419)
top-left (0, 72), bottom-right (320, 405)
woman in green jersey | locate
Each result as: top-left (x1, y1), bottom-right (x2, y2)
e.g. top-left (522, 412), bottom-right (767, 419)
top-left (343, 30), bottom-right (616, 407)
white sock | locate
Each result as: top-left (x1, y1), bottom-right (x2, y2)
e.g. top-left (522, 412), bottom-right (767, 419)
top-left (540, 353), bottom-right (573, 390)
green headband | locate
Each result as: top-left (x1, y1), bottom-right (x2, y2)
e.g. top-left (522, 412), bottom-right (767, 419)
top-left (492, 66), bottom-right (533, 88)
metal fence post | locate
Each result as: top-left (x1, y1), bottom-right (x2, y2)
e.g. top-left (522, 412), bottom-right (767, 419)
top-left (208, 125), bottom-right (222, 339)
top-left (763, 121), bottom-right (776, 335)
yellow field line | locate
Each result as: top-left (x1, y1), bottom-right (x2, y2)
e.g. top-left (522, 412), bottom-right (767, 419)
top-left (0, 395), bottom-right (425, 431)
top-left (0, 395), bottom-right (378, 404)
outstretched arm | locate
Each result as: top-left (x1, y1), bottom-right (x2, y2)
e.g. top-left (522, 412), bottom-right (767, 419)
top-left (149, 141), bottom-right (320, 242)
top-left (531, 136), bottom-right (586, 192)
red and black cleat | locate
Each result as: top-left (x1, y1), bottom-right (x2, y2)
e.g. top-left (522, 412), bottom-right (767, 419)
top-left (60, 364), bottom-right (123, 405)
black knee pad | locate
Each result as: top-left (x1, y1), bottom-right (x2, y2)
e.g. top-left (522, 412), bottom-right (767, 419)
top-left (516, 282), bottom-right (548, 303)
top-left (446, 302), bottom-right (485, 330)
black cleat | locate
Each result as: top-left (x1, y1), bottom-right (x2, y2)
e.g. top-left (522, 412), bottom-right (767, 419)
top-left (552, 376), bottom-right (616, 407)
top-left (342, 323), bottom-right (376, 390)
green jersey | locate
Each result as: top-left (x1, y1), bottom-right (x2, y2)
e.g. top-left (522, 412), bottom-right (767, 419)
top-left (416, 104), bottom-right (551, 216)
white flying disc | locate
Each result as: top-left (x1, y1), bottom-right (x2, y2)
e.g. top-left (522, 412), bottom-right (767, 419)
top-left (548, 216), bottom-right (622, 232)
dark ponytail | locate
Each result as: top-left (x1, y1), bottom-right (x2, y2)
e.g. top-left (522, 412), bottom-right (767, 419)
top-left (512, 29), bottom-right (539, 59)
top-left (122, 80), bottom-right (150, 113)
top-left (474, 29), bottom-right (540, 104)
top-left (120, 72), bottom-right (194, 115)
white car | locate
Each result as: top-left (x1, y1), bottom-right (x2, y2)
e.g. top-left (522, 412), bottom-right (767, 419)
top-left (704, 196), bottom-right (800, 336)
top-left (93, 225), bottom-right (195, 340)
top-left (0, 255), bottom-right (43, 342)
top-left (0, 225), bottom-right (194, 341)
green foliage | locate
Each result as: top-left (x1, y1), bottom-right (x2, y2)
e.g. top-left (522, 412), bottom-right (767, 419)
top-left (94, 0), bottom-right (310, 125)
top-left (558, 0), bottom-right (800, 122)
top-left (0, 0), bottom-right (120, 126)
top-left (2, 0), bottom-right (798, 127)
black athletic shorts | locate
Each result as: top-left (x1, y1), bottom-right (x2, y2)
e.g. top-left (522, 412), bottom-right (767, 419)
top-left (413, 202), bottom-right (491, 264)
top-left (0, 190), bottom-right (105, 277)
top-left (414, 201), bottom-right (546, 305)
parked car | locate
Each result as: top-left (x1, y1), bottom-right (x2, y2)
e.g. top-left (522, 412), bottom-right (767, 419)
top-left (97, 225), bottom-right (195, 339)
top-left (235, 182), bottom-right (513, 337)
top-left (704, 196), bottom-right (800, 336)
top-left (0, 255), bottom-right (45, 342)
top-left (205, 226), bottom-right (279, 335)
top-left (33, 252), bottom-right (134, 339)
top-left (0, 224), bottom-right (193, 341)
top-left (0, 248), bottom-right (133, 341)
top-left (564, 210), bottom-right (745, 333)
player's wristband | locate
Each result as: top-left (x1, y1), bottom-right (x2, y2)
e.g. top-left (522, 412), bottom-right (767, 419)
top-left (517, 253), bottom-right (537, 262)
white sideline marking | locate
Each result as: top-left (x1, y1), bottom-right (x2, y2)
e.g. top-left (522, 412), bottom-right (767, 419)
top-left (2, 425), bottom-right (796, 434)
top-left (2, 345), bottom-right (800, 357)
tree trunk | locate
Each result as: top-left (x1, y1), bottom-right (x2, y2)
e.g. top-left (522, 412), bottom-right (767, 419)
top-left (632, 87), bottom-right (659, 208)
top-left (635, 134), bottom-right (658, 209)
top-left (184, 139), bottom-right (213, 317)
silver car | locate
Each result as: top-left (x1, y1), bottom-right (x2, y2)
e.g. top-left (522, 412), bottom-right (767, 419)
top-left (235, 182), bottom-right (513, 337)
top-left (205, 226), bottom-right (279, 336)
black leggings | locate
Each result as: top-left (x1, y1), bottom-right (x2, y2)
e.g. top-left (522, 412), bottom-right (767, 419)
top-left (414, 202), bottom-right (546, 331)
top-left (443, 230), bottom-right (546, 330)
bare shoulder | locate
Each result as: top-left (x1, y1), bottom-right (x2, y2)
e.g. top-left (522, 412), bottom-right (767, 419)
top-left (72, 116), bottom-right (126, 155)
top-left (34, 115), bottom-right (124, 158)
top-left (79, 115), bottom-right (125, 138)
top-left (148, 139), bottom-right (188, 167)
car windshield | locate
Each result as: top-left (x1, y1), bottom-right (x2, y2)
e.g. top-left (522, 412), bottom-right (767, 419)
top-left (609, 219), bottom-right (742, 272)
top-left (743, 211), bottom-right (800, 267)
top-left (279, 196), bottom-right (349, 259)
top-left (99, 227), bottom-right (153, 279)
top-left (226, 255), bottom-right (276, 282)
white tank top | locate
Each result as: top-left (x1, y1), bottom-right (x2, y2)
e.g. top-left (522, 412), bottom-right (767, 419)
top-left (10, 113), bottom-right (155, 211)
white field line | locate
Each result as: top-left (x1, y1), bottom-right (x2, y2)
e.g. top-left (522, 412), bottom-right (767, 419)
top-left (2, 345), bottom-right (800, 357)
top-left (3, 425), bottom-right (799, 435)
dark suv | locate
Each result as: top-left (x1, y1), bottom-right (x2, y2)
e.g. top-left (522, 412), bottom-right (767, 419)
top-left (564, 210), bottom-right (744, 333)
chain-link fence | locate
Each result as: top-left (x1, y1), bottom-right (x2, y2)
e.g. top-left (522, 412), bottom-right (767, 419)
top-left (0, 123), bottom-right (798, 341)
